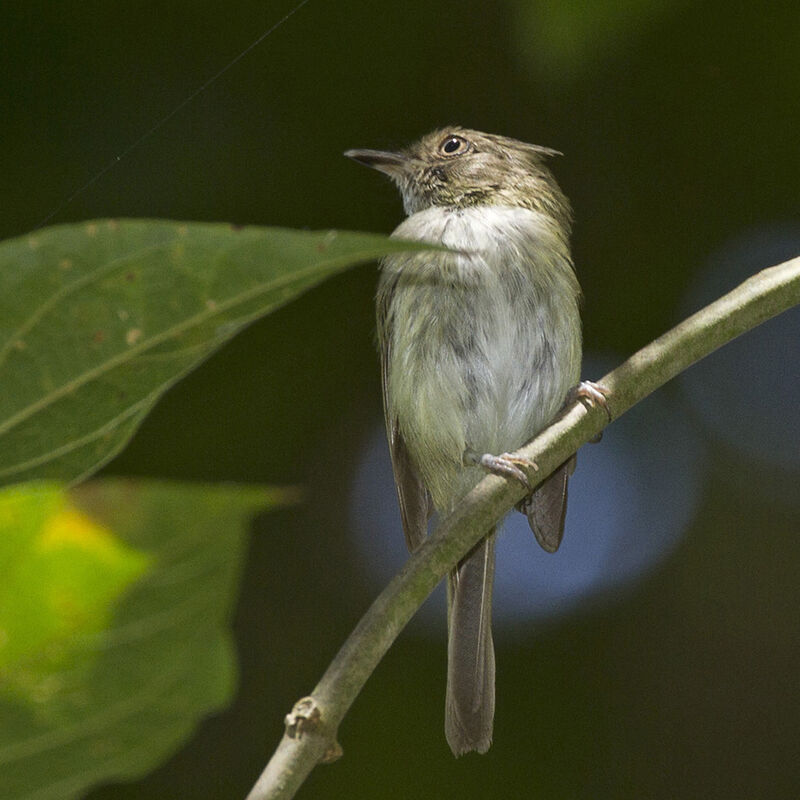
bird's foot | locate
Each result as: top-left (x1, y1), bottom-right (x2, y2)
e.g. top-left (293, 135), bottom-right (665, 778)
top-left (466, 450), bottom-right (537, 490)
top-left (567, 380), bottom-right (612, 419)
top-left (564, 380), bottom-right (611, 442)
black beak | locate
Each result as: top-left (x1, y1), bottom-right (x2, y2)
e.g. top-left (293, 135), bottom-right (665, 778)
top-left (344, 148), bottom-right (409, 177)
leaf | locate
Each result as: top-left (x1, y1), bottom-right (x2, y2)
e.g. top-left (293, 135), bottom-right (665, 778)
top-left (0, 483), bottom-right (151, 698)
top-left (0, 478), bottom-right (292, 800)
top-left (0, 220), bottom-right (430, 488)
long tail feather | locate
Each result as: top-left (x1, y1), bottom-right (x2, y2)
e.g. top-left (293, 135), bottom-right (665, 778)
top-left (445, 532), bottom-right (496, 755)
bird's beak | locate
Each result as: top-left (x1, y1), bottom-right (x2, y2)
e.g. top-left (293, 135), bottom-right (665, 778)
top-left (344, 148), bottom-right (410, 178)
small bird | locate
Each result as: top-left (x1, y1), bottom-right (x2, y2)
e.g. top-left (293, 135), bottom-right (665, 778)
top-left (346, 128), bottom-right (589, 756)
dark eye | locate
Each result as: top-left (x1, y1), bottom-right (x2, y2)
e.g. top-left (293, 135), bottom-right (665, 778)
top-left (439, 135), bottom-right (469, 156)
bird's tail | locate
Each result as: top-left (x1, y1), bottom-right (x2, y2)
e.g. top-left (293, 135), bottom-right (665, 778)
top-left (445, 531), bottom-right (496, 756)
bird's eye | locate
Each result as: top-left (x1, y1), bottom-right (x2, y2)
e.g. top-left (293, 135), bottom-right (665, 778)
top-left (439, 135), bottom-right (469, 156)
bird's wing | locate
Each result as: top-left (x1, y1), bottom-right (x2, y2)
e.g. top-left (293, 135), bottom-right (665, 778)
top-left (377, 274), bottom-right (430, 553)
top-left (519, 456), bottom-right (576, 553)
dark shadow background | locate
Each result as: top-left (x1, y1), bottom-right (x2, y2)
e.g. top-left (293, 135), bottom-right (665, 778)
top-left (2, 1), bottom-right (799, 798)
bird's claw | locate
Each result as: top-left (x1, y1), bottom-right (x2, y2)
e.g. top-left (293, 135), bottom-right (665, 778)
top-left (568, 380), bottom-right (612, 420)
top-left (477, 452), bottom-right (537, 490)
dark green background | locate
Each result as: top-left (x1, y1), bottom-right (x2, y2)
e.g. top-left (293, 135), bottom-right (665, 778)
top-left (3, 1), bottom-right (799, 798)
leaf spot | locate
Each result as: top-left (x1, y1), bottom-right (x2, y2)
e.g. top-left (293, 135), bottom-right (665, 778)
top-left (59, 258), bottom-right (73, 270)
top-left (117, 309), bottom-right (130, 321)
top-left (126, 328), bottom-right (143, 346)
top-left (92, 330), bottom-right (106, 345)
top-left (86, 223), bottom-right (98, 236)
top-left (27, 237), bottom-right (40, 250)
top-left (315, 231), bottom-right (338, 252)
top-left (205, 299), bottom-right (218, 312)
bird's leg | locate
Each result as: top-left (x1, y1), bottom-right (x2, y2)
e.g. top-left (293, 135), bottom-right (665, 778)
top-left (567, 380), bottom-right (612, 419)
top-left (562, 380), bottom-right (612, 442)
top-left (464, 449), bottom-right (537, 490)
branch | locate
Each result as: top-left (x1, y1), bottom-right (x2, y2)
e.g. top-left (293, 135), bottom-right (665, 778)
top-left (245, 255), bottom-right (800, 800)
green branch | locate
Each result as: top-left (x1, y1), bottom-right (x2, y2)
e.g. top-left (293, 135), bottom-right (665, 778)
top-left (245, 254), bottom-right (800, 800)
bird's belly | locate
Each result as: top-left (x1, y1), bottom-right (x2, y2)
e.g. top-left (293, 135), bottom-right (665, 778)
top-left (387, 281), bottom-right (577, 507)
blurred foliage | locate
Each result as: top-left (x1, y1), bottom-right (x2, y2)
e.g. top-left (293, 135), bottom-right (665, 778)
top-left (0, 1), bottom-right (798, 798)
top-left (512, 0), bottom-right (688, 81)
top-left (0, 483), bottom-right (150, 701)
top-left (0, 479), bottom-right (291, 800)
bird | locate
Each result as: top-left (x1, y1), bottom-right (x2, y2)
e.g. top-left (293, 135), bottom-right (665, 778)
top-left (346, 127), bottom-right (598, 756)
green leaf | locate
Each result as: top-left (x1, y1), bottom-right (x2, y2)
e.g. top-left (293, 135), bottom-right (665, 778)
top-left (0, 220), bottom-right (428, 487)
top-left (0, 478), bottom-right (292, 800)
top-left (0, 483), bottom-right (151, 697)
